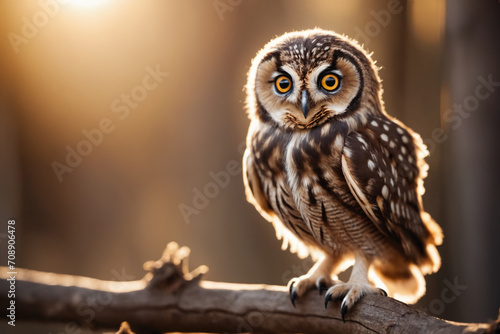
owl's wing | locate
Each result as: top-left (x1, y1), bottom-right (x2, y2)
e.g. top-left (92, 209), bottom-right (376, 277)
top-left (340, 117), bottom-right (441, 259)
top-left (243, 148), bottom-right (275, 221)
top-left (243, 146), bottom-right (316, 259)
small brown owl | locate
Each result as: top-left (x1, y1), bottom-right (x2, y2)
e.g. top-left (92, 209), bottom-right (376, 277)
top-left (243, 29), bottom-right (443, 319)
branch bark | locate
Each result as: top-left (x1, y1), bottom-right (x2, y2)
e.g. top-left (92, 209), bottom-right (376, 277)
top-left (0, 242), bottom-right (497, 334)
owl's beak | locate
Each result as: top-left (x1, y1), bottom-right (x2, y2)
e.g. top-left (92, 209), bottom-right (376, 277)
top-left (301, 90), bottom-right (309, 119)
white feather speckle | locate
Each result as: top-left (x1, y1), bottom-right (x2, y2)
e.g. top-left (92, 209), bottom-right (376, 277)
top-left (357, 136), bottom-right (368, 148)
top-left (367, 159), bottom-right (376, 171)
top-left (382, 185), bottom-right (389, 199)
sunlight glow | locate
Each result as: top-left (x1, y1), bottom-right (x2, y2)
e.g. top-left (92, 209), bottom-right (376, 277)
top-left (409, 0), bottom-right (445, 46)
top-left (67, 0), bottom-right (110, 8)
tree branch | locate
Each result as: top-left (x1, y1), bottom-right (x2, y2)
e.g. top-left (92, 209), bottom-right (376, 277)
top-left (0, 242), bottom-right (497, 334)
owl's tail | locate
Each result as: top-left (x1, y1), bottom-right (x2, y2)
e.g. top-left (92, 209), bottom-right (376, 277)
top-left (420, 211), bottom-right (443, 274)
top-left (369, 262), bottom-right (427, 304)
top-left (369, 214), bottom-right (443, 304)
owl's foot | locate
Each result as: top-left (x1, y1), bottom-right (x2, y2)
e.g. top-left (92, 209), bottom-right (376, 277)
top-left (287, 256), bottom-right (343, 307)
top-left (324, 282), bottom-right (387, 321)
top-left (288, 274), bottom-right (341, 307)
top-left (324, 255), bottom-right (387, 321)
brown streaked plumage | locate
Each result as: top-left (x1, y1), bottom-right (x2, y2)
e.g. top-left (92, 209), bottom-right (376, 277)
top-left (243, 28), bottom-right (443, 319)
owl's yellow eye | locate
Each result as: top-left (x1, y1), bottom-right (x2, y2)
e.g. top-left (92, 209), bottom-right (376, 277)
top-left (275, 75), bottom-right (292, 94)
top-left (320, 73), bottom-right (341, 92)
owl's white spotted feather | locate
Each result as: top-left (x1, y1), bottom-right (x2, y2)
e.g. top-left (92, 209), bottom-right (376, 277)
top-left (243, 28), bottom-right (442, 318)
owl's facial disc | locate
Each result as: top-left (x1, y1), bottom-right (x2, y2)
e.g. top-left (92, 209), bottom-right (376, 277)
top-left (255, 54), bottom-right (361, 130)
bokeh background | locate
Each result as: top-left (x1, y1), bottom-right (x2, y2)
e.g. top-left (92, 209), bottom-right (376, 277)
top-left (1, 0), bottom-right (499, 332)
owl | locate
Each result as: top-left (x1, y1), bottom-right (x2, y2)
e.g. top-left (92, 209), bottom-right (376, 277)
top-left (243, 29), bottom-right (443, 319)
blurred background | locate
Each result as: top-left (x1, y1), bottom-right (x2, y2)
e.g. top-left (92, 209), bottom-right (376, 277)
top-left (0, 0), bottom-right (499, 332)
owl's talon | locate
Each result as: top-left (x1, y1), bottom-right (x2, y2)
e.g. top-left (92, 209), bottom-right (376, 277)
top-left (288, 279), bottom-right (295, 294)
top-left (340, 302), bottom-right (349, 322)
top-left (290, 293), bottom-right (297, 307)
top-left (379, 288), bottom-right (388, 297)
top-left (290, 288), bottom-right (298, 308)
top-left (288, 280), bottom-right (298, 308)
top-left (324, 290), bottom-right (332, 309)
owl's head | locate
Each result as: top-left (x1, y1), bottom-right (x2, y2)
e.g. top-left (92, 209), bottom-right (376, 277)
top-left (246, 29), bottom-right (384, 130)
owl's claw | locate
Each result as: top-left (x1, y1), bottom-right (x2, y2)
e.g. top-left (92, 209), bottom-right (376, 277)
top-left (287, 273), bottom-right (339, 307)
top-left (288, 279), bottom-right (298, 308)
top-left (324, 290), bottom-right (333, 309)
top-left (340, 302), bottom-right (349, 322)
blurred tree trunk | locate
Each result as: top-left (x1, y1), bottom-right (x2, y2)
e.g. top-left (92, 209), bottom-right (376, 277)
top-left (443, 0), bottom-right (500, 322)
